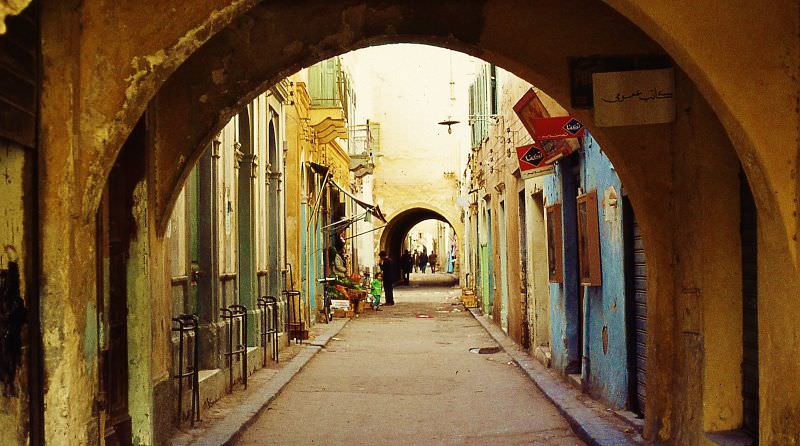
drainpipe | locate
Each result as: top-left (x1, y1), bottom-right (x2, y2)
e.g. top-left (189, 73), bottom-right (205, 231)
top-left (580, 149), bottom-right (590, 388)
top-left (282, 137), bottom-right (289, 291)
top-left (581, 286), bottom-right (590, 388)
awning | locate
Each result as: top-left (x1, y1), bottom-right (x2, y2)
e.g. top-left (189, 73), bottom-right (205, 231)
top-left (308, 161), bottom-right (330, 177)
top-left (305, 161), bottom-right (386, 231)
top-left (329, 179), bottom-right (387, 223)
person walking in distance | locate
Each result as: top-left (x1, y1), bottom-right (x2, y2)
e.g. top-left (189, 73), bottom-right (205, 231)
top-left (379, 251), bottom-right (397, 306)
top-left (400, 250), bottom-right (413, 285)
top-left (419, 250), bottom-right (428, 274)
top-left (428, 251), bottom-right (438, 274)
top-left (412, 250), bottom-right (420, 273)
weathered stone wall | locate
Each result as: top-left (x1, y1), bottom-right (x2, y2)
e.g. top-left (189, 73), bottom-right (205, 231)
top-left (0, 140), bottom-right (32, 446)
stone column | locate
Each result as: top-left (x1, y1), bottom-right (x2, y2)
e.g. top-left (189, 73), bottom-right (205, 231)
top-left (197, 139), bottom-right (222, 369)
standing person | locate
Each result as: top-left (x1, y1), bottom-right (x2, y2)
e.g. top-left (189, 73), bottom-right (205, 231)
top-left (412, 250), bottom-right (420, 273)
top-left (400, 250), bottom-right (413, 285)
top-left (447, 250), bottom-right (456, 274)
top-left (429, 251), bottom-right (438, 274)
top-left (378, 251), bottom-right (396, 306)
top-left (370, 273), bottom-right (383, 310)
top-left (419, 250), bottom-right (428, 274)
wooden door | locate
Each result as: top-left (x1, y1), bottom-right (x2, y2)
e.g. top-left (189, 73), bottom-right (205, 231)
top-left (96, 119), bottom-right (146, 446)
top-left (97, 189), bottom-right (132, 446)
top-left (518, 190), bottom-right (530, 350)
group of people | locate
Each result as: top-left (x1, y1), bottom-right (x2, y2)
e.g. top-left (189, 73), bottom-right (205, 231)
top-left (369, 248), bottom-right (436, 308)
top-left (368, 248), bottom-right (452, 309)
top-left (399, 249), bottom-right (438, 283)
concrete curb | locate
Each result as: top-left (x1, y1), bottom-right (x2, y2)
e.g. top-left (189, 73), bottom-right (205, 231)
top-left (468, 308), bottom-right (643, 446)
top-left (190, 318), bottom-right (351, 446)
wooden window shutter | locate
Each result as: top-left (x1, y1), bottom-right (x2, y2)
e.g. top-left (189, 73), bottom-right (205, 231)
top-left (577, 190), bottom-right (602, 286)
top-left (545, 203), bottom-right (563, 283)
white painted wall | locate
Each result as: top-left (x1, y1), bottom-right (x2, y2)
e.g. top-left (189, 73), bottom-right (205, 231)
top-left (340, 45), bottom-right (476, 248)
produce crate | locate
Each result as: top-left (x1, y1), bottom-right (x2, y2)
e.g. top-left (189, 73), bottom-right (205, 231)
top-left (461, 289), bottom-right (478, 308)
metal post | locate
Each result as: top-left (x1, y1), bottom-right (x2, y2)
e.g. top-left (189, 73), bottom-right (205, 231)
top-left (172, 317), bottom-right (185, 422)
top-left (172, 314), bottom-right (201, 425)
top-left (190, 314), bottom-right (200, 425)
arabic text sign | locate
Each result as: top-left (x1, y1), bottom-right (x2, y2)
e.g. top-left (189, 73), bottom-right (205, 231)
top-left (516, 144), bottom-right (555, 179)
top-left (592, 68), bottom-right (675, 127)
top-left (532, 116), bottom-right (585, 140)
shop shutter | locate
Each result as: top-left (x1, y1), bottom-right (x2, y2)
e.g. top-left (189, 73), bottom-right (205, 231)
top-left (631, 214), bottom-right (647, 414)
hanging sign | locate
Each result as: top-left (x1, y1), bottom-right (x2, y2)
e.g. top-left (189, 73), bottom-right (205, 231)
top-left (513, 88), bottom-right (550, 138)
top-left (516, 143), bottom-right (555, 179)
top-left (513, 88), bottom-right (579, 160)
top-left (592, 68), bottom-right (675, 127)
top-left (532, 116), bottom-right (585, 140)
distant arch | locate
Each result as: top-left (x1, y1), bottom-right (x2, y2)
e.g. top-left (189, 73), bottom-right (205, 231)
top-left (379, 204), bottom-right (461, 261)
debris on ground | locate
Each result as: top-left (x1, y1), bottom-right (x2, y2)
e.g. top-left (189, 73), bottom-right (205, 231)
top-left (469, 347), bottom-right (501, 354)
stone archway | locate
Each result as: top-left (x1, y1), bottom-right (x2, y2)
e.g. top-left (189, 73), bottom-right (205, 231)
top-left (379, 204), bottom-right (461, 263)
top-left (35, 1), bottom-right (799, 444)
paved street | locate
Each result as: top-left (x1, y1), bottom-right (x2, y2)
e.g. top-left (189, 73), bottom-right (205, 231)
top-left (236, 274), bottom-right (585, 445)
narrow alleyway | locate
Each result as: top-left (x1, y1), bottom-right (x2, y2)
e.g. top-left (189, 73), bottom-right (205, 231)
top-left (235, 275), bottom-right (585, 445)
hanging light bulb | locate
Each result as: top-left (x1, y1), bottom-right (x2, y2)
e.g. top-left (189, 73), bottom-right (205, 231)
top-left (438, 119), bottom-right (459, 134)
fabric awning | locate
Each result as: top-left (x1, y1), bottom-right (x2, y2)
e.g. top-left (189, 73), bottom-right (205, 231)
top-left (305, 161), bottom-right (386, 230)
top-left (308, 161), bottom-right (330, 177)
top-left (329, 179), bottom-right (387, 223)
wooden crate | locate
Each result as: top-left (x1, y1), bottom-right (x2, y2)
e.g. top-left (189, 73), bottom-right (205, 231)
top-left (461, 290), bottom-right (478, 308)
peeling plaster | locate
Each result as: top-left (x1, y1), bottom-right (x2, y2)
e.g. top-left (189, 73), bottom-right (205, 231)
top-left (83, 0), bottom-right (259, 222)
top-left (82, 303), bottom-right (96, 376)
top-left (0, 0), bottom-right (29, 34)
top-left (126, 180), bottom-right (154, 446)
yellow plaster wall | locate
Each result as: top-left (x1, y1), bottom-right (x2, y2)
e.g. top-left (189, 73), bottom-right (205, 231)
top-left (284, 83), bottom-right (306, 293)
top-left (669, 75), bottom-right (745, 434)
top-left (0, 140), bottom-right (30, 446)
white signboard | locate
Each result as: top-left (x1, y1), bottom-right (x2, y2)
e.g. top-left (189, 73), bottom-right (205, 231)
top-left (330, 299), bottom-right (351, 310)
top-left (592, 68), bottom-right (675, 127)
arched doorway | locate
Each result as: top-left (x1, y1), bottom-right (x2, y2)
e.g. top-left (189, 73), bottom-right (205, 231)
top-left (266, 117), bottom-right (282, 299)
top-left (379, 206), bottom-right (459, 263)
top-left (30, 2), bottom-right (799, 445)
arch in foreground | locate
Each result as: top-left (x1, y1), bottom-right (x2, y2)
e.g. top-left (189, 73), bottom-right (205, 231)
top-left (32, 1), bottom-right (800, 444)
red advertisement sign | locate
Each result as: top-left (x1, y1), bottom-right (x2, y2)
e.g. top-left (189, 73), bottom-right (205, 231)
top-left (516, 143), bottom-right (556, 179)
top-left (512, 88), bottom-right (549, 137)
top-left (513, 88), bottom-right (578, 159)
top-left (532, 116), bottom-right (585, 140)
